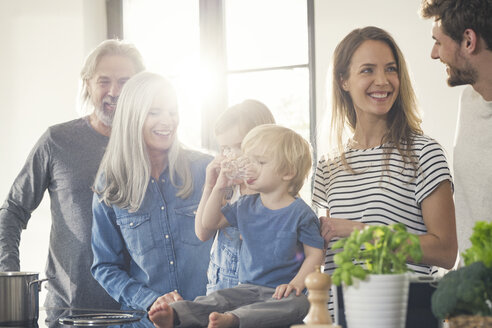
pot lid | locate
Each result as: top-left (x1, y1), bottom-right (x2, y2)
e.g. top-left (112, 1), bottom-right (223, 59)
top-left (0, 271), bottom-right (39, 277)
top-left (58, 312), bottom-right (144, 326)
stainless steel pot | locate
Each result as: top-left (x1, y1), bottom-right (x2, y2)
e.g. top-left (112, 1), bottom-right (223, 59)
top-left (0, 272), bottom-right (50, 326)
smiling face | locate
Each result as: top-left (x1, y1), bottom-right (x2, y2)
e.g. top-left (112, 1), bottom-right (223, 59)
top-left (87, 55), bottom-right (137, 127)
top-left (143, 87), bottom-right (179, 156)
top-left (431, 21), bottom-right (477, 87)
top-left (341, 40), bottom-right (399, 121)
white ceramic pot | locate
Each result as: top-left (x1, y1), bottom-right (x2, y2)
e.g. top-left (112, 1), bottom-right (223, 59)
top-left (342, 273), bottom-right (409, 328)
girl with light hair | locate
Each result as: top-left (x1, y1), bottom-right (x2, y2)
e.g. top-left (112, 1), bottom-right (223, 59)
top-left (204, 99), bottom-right (275, 295)
top-left (91, 71), bottom-right (213, 315)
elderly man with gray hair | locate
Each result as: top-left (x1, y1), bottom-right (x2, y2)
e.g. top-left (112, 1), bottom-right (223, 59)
top-left (0, 39), bottom-right (145, 313)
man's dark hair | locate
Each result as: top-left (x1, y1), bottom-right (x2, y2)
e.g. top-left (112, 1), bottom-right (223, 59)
top-left (420, 0), bottom-right (492, 50)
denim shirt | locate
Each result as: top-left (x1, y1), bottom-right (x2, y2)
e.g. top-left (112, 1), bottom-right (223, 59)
top-left (91, 150), bottom-right (213, 310)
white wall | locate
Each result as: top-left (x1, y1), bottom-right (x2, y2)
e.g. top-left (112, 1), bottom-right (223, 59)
top-left (0, 0), bottom-right (106, 302)
top-left (314, 0), bottom-right (464, 168)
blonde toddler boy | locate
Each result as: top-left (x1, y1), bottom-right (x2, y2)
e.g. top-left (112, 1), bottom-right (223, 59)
top-left (149, 125), bottom-right (324, 328)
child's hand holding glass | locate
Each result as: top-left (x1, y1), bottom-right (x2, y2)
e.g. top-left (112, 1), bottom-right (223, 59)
top-left (204, 156), bottom-right (224, 190)
top-left (220, 147), bottom-right (259, 185)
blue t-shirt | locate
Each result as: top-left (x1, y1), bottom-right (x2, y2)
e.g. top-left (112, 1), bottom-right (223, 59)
top-left (222, 194), bottom-right (324, 288)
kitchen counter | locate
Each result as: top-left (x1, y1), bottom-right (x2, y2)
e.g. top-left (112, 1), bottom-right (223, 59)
top-left (1, 307), bottom-right (150, 328)
top-left (2, 280), bottom-right (441, 328)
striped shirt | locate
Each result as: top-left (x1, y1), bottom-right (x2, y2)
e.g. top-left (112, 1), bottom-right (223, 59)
top-left (312, 135), bottom-right (452, 314)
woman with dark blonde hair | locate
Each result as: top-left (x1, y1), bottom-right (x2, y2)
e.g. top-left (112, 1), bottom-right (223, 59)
top-left (313, 26), bottom-right (457, 315)
top-left (91, 72), bottom-right (213, 314)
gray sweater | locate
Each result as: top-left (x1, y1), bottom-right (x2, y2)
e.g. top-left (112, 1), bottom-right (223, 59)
top-left (0, 117), bottom-right (119, 310)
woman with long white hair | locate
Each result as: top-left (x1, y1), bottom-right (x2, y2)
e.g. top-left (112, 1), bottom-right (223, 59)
top-left (91, 71), bottom-right (213, 314)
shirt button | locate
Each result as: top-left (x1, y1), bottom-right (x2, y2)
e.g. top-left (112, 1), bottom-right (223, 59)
top-left (129, 222), bottom-right (134, 227)
top-left (165, 235), bottom-right (169, 239)
top-left (170, 261), bottom-right (174, 265)
top-left (161, 206), bottom-right (165, 210)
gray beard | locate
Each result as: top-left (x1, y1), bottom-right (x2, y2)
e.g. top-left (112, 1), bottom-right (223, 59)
top-left (94, 105), bottom-right (114, 127)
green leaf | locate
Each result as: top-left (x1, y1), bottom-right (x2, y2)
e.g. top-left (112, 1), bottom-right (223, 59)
top-left (462, 221), bottom-right (492, 268)
top-left (342, 262), bottom-right (354, 271)
top-left (332, 273), bottom-right (341, 286)
top-left (346, 241), bottom-right (359, 255)
top-left (330, 224), bottom-right (422, 283)
top-left (342, 270), bottom-right (353, 286)
top-left (373, 227), bottom-right (385, 239)
top-left (351, 265), bottom-right (367, 279)
top-left (359, 227), bottom-right (373, 243)
top-left (333, 253), bottom-right (345, 266)
top-left (363, 242), bottom-right (374, 251)
top-left (332, 239), bottom-right (345, 250)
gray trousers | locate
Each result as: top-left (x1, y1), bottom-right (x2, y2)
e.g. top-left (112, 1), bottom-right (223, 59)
top-left (170, 284), bottom-right (309, 328)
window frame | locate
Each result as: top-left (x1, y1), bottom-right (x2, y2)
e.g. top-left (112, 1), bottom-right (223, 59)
top-left (107, 0), bottom-right (316, 163)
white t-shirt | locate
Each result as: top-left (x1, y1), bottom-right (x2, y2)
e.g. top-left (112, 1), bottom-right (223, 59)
top-left (453, 85), bottom-right (492, 253)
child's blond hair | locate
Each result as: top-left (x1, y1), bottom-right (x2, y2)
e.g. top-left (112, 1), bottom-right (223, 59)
top-left (214, 99), bottom-right (275, 137)
top-left (242, 124), bottom-right (312, 197)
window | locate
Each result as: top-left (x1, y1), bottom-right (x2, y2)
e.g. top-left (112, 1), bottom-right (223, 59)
top-left (123, 0), bottom-right (202, 149)
top-left (225, 0), bottom-right (311, 143)
top-left (120, 0), bottom-right (315, 200)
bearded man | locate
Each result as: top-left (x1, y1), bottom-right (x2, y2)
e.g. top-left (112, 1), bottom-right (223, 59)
top-left (420, 0), bottom-right (492, 254)
top-left (0, 40), bottom-right (145, 314)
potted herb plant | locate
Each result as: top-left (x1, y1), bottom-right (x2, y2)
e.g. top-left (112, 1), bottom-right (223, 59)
top-left (431, 221), bottom-right (492, 328)
top-left (331, 223), bottom-right (423, 328)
